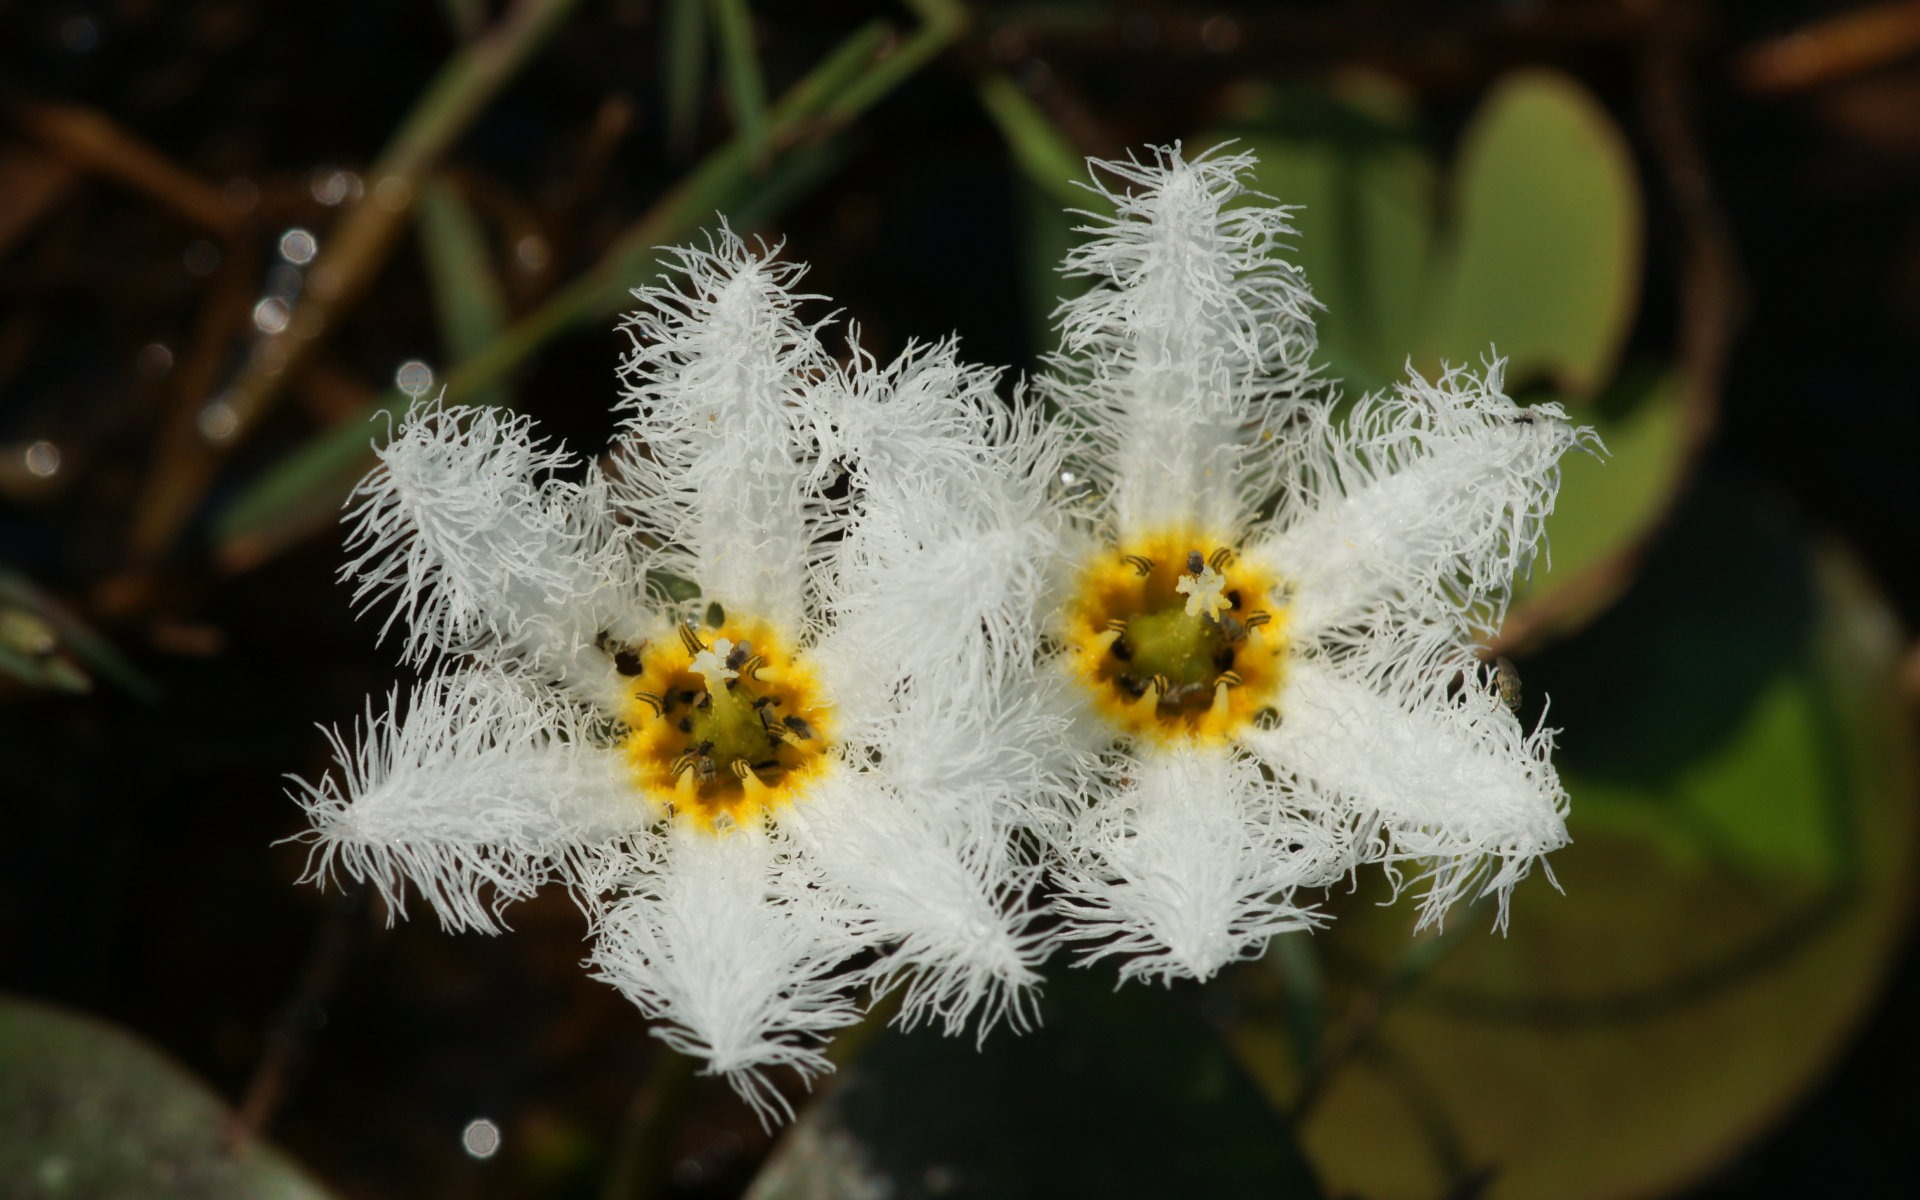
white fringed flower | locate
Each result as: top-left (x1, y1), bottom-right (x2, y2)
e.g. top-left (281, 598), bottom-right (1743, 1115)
top-left (289, 229), bottom-right (1064, 1121)
top-left (1037, 145), bottom-right (1598, 984)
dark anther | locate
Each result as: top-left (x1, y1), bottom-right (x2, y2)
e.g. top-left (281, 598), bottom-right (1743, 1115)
top-left (677, 717), bottom-right (692, 733)
top-left (694, 740), bottom-right (715, 756)
top-left (1111, 638), bottom-right (1133, 662)
top-left (782, 714), bottom-right (816, 741)
top-left (705, 601), bottom-right (726, 628)
top-left (753, 695), bottom-right (775, 708)
top-left (1214, 647), bottom-right (1237, 672)
top-left (614, 648), bottom-right (643, 676)
top-left (1225, 589), bottom-right (1242, 610)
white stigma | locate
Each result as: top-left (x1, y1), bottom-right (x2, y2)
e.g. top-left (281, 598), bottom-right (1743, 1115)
top-left (691, 638), bottom-right (738, 689)
top-left (1176, 564), bottom-right (1229, 620)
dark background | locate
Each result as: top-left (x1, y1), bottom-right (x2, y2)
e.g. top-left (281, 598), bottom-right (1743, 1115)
top-left (2, 1), bottom-right (1916, 1196)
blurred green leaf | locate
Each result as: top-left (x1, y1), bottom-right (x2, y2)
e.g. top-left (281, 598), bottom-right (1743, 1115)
top-left (662, 0), bottom-right (708, 151)
top-left (0, 569), bottom-right (158, 701)
top-left (1501, 367), bottom-right (1692, 638)
top-left (977, 74), bottom-right (1084, 208)
top-left (1215, 74), bottom-right (1439, 395)
top-left (1231, 478), bottom-right (1914, 1200)
top-left (1421, 69), bottom-right (1642, 397)
top-left (749, 970), bottom-right (1323, 1199)
top-left (709, 0), bottom-right (768, 164)
top-left (0, 994), bottom-right (334, 1198)
top-left (415, 175), bottom-right (510, 409)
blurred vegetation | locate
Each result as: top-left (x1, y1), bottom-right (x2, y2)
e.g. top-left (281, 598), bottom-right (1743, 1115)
top-left (3, 2), bottom-right (1919, 1198)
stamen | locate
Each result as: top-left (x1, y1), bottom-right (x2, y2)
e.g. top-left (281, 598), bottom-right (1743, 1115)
top-left (1244, 611), bottom-right (1271, 629)
top-left (1208, 547), bottom-right (1233, 571)
top-left (1121, 554), bottom-right (1155, 577)
top-left (633, 691), bottom-right (665, 718)
top-left (678, 624), bottom-right (706, 657)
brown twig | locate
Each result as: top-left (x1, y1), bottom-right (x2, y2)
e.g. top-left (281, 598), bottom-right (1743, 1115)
top-left (1735, 0), bottom-right (1920, 94)
top-left (9, 101), bottom-right (240, 237)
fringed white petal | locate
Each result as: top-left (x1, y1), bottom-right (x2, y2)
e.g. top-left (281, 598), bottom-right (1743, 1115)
top-left (587, 824), bottom-right (865, 1126)
top-left (1250, 361), bottom-right (1600, 640)
top-left (1052, 744), bottom-right (1330, 985)
top-left (821, 344), bottom-right (1070, 727)
top-left (340, 398), bottom-right (643, 708)
top-left (782, 773), bottom-right (1049, 1041)
top-left (288, 667), bottom-right (641, 933)
top-left (613, 226), bottom-right (837, 632)
top-left (1243, 653), bottom-right (1568, 931)
top-left (1039, 144), bottom-right (1318, 536)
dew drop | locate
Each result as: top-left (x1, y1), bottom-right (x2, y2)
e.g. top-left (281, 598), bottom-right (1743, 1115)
top-left (395, 360), bottom-right (434, 397)
top-left (460, 1118), bottom-right (500, 1160)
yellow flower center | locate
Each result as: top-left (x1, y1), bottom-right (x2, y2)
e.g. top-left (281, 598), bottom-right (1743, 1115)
top-left (618, 618), bottom-right (834, 831)
top-left (1063, 529), bottom-right (1289, 743)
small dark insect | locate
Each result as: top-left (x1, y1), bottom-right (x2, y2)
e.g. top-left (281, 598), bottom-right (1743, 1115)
top-left (1186, 550), bottom-right (1205, 575)
top-left (725, 640), bottom-right (753, 671)
top-left (1494, 656), bottom-right (1523, 714)
top-left (782, 714), bottom-right (816, 741)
